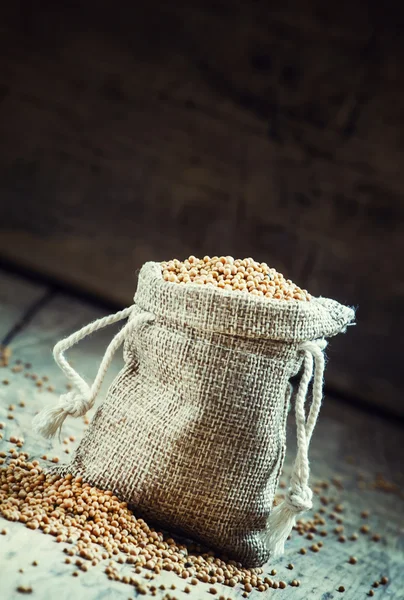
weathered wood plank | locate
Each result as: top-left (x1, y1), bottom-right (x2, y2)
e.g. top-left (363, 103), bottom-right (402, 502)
top-left (0, 270), bottom-right (49, 341)
top-left (0, 287), bottom-right (403, 599)
top-left (0, 4), bottom-right (402, 408)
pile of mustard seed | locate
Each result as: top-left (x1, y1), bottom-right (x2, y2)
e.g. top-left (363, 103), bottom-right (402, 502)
top-left (161, 256), bottom-right (312, 301)
top-left (0, 454), bottom-right (276, 594)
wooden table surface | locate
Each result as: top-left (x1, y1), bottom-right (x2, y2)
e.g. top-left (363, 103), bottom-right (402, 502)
top-left (0, 269), bottom-right (403, 600)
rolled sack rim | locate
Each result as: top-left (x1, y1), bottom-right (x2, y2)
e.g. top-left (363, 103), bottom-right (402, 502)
top-left (133, 261), bottom-right (356, 342)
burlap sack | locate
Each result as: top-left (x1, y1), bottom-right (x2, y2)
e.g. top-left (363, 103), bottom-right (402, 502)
top-left (34, 261), bottom-right (355, 567)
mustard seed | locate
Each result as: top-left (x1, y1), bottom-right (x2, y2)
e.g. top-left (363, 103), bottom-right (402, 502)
top-left (161, 257), bottom-right (312, 301)
top-left (360, 525), bottom-right (370, 534)
top-left (372, 533), bottom-right (381, 542)
top-left (372, 581), bottom-right (379, 588)
top-left (270, 569), bottom-right (277, 576)
top-left (348, 556), bottom-right (357, 565)
top-left (299, 548), bottom-right (307, 555)
top-left (338, 586), bottom-right (345, 593)
top-left (279, 581), bottom-right (287, 589)
top-left (287, 563), bottom-right (294, 570)
top-left (380, 576), bottom-right (388, 585)
top-left (16, 586), bottom-right (33, 594)
top-left (368, 591), bottom-right (374, 597)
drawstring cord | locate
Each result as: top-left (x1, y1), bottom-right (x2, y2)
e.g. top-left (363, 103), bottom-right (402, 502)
top-left (265, 338), bottom-right (327, 557)
top-left (33, 307), bottom-right (154, 439)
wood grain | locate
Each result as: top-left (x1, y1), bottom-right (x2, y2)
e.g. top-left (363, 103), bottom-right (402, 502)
top-left (0, 1), bottom-right (403, 414)
top-left (0, 268), bottom-right (403, 599)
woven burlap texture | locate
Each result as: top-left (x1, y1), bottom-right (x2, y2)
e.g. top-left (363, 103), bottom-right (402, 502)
top-left (61, 262), bottom-right (354, 566)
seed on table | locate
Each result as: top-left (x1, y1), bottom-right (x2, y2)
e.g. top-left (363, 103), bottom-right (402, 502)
top-left (272, 581), bottom-right (279, 589)
top-left (209, 587), bottom-right (217, 595)
top-left (372, 581), bottom-right (379, 588)
top-left (360, 525), bottom-right (370, 534)
top-left (310, 544), bottom-right (319, 552)
top-left (317, 541), bottom-right (323, 548)
top-left (299, 548), bottom-right (307, 554)
top-left (361, 510), bottom-right (370, 518)
top-left (348, 556), bottom-right (357, 565)
top-left (245, 583), bottom-right (252, 592)
top-left (184, 586), bottom-right (191, 593)
top-left (291, 580), bottom-right (300, 587)
top-left (338, 535), bottom-right (346, 543)
top-left (0, 423), bottom-right (4, 429)
top-left (270, 569), bottom-right (277, 576)
top-left (350, 533), bottom-right (358, 541)
top-left (16, 586), bottom-right (33, 594)
top-left (287, 563), bottom-right (294, 570)
top-left (51, 457), bottom-right (60, 464)
top-left (368, 591), bottom-right (374, 597)
top-left (371, 533), bottom-right (381, 542)
top-left (279, 581), bottom-right (287, 589)
top-left (380, 576), bottom-right (388, 585)
top-left (338, 586), bottom-right (345, 593)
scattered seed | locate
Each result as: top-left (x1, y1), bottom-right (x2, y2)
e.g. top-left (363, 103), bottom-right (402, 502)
top-left (360, 525), bottom-right (370, 534)
top-left (299, 548), bottom-right (307, 555)
top-left (348, 556), bottom-right (357, 565)
top-left (16, 586), bottom-right (33, 594)
top-left (380, 576), bottom-right (388, 585)
top-left (368, 591), bottom-right (374, 597)
top-left (338, 586), bottom-right (345, 592)
top-left (372, 533), bottom-right (381, 542)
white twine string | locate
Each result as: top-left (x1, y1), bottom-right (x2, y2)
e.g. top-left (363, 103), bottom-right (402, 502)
top-left (265, 338), bottom-right (327, 557)
top-left (33, 307), bottom-right (154, 439)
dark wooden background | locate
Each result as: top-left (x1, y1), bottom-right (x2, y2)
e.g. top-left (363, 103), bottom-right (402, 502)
top-left (0, 1), bottom-right (403, 415)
